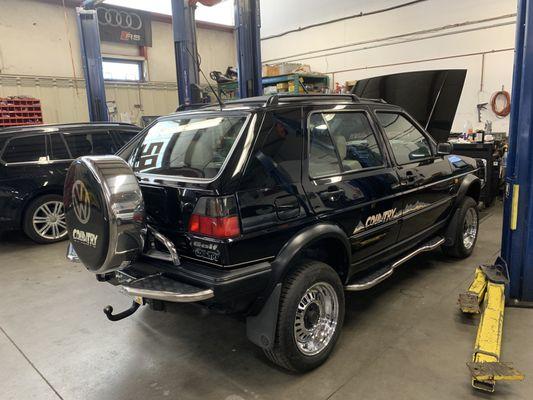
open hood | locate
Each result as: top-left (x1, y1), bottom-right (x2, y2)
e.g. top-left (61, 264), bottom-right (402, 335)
top-left (352, 70), bottom-right (466, 143)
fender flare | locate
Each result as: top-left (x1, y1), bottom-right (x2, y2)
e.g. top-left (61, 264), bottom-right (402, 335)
top-left (246, 222), bottom-right (351, 349)
top-left (270, 222), bottom-right (352, 284)
top-left (445, 174), bottom-right (481, 246)
top-left (454, 173), bottom-right (481, 206)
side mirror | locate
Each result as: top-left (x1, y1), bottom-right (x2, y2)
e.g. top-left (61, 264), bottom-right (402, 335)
top-left (437, 142), bottom-right (452, 156)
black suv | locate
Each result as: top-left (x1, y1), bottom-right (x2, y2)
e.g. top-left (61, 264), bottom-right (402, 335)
top-left (64, 95), bottom-right (481, 372)
top-left (0, 122), bottom-right (140, 243)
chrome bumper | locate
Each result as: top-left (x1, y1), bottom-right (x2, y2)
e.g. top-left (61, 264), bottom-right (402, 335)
top-left (120, 273), bottom-right (214, 303)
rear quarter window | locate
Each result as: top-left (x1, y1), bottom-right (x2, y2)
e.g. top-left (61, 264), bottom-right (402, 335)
top-left (112, 129), bottom-right (140, 146)
top-left (240, 108), bottom-right (303, 189)
top-left (63, 130), bottom-right (118, 157)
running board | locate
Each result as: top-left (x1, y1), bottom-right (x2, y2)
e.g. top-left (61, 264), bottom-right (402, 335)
top-left (344, 237), bottom-right (445, 291)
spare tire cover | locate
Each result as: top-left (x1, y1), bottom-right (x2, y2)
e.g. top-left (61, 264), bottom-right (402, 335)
top-left (64, 155), bottom-right (146, 274)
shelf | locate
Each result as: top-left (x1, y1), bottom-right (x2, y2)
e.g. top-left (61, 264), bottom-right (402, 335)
top-left (0, 97), bottom-right (43, 128)
top-left (261, 73), bottom-right (329, 85)
top-left (0, 122), bottom-right (42, 127)
top-left (216, 73), bottom-right (329, 100)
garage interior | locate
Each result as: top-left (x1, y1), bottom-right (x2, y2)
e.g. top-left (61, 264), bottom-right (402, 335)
top-left (1, 0), bottom-right (533, 399)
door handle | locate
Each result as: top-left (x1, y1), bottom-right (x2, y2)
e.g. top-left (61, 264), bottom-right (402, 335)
top-left (275, 196), bottom-right (300, 220)
top-left (320, 187), bottom-right (345, 203)
top-left (405, 170), bottom-right (416, 182)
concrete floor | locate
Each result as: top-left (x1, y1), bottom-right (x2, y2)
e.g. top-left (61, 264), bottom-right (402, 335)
top-left (1, 202), bottom-right (532, 400)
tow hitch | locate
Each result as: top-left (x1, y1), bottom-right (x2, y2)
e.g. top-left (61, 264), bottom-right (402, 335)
top-left (103, 300), bottom-right (141, 321)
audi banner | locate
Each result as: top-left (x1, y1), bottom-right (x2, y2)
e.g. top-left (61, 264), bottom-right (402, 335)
top-left (96, 5), bottom-right (152, 47)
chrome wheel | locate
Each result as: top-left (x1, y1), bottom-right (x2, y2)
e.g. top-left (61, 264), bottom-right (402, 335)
top-left (294, 282), bottom-right (339, 356)
top-left (32, 201), bottom-right (67, 240)
top-left (463, 207), bottom-right (478, 250)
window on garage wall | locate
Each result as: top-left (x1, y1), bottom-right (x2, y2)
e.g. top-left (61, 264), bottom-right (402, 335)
top-left (102, 58), bottom-right (143, 81)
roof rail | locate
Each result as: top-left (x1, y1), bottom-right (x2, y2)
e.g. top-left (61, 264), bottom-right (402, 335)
top-left (366, 98), bottom-right (388, 104)
top-left (175, 103), bottom-right (212, 112)
top-left (266, 94), bottom-right (279, 106)
top-left (265, 93), bottom-right (361, 107)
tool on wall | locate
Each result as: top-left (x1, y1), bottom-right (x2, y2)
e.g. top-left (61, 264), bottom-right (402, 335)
top-left (476, 102), bottom-right (487, 123)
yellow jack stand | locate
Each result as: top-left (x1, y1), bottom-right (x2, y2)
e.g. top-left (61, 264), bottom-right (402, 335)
top-left (459, 264), bottom-right (524, 392)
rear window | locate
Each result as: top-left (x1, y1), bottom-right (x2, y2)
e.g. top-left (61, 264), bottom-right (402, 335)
top-left (132, 115), bottom-right (248, 179)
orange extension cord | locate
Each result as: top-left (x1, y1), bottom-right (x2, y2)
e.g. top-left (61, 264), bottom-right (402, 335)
top-left (491, 90), bottom-right (511, 117)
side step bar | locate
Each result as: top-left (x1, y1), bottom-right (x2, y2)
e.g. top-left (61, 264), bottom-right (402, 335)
top-left (121, 273), bottom-right (214, 303)
top-left (345, 237), bottom-right (445, 291)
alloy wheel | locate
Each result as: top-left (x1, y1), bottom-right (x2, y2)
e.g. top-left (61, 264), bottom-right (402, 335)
top-left (463, 207), bottom-right (478, 250)
top-left (293, 282), bottom-right (339, 356)
top-left (32, 201), bottom-right (67, 240)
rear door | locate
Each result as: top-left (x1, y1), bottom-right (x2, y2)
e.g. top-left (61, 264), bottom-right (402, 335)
top-left (130, 112), bottom-right (250, 266)
top-left (301, 106), bottom-right (404, 269)
top-left (374, 111), bottom-right (454, 241)
top-left (0, 133), bottom-right (53, 224)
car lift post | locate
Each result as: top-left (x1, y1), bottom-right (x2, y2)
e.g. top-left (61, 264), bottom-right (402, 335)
top-left (76, 5), bottom-right (109, 122)
top-left (501, 0), bottom-right (533, 304)
top-left (235, 0), bottom-right (262, 98)
top-left (171, 0), bottom-right (201, 106)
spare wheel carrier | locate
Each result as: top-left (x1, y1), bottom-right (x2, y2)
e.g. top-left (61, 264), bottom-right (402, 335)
top-left (63, 155), bottom-right (146, 274)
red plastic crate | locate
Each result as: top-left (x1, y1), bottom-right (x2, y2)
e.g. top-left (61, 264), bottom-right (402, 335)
top-left (0, 97), bottom-right (43, 128)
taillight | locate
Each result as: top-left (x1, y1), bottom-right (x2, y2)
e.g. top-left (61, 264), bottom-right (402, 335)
top-left (188, 196), bottom-right (241, 238)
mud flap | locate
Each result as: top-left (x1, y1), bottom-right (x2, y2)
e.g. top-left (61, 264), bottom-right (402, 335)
top-left (246, 283), bottom-right (281, 350)
top-left (444, 206), bottom-right (461, 246)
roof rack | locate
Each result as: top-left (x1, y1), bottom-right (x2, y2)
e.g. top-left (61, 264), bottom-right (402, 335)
top-left (175, 102), bottom-right (213, 112)
top-left (0, 121), bottom-right (138, 132)
top-left (265, 93), bottom-right (361, 106)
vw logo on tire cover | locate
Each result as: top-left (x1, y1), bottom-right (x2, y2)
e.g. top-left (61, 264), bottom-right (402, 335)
top-left (97, 7), bottom-right (143, 30)
top-left (72, 180), bottom-right (91, 224)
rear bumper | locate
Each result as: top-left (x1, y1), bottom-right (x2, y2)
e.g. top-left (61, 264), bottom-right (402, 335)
top-left (111, 256), bottom-right (273, 310)
top-left (120, 272), bottom-right (215, 303)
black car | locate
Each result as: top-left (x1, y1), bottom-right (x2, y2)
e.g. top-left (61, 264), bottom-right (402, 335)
top-left (65, 95), bottom-right (482, 372)
top-left (0, 122), bottom-right (141, 243)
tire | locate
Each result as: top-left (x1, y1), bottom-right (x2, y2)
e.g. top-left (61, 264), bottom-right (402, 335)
top-left (23, 194), bottom-right (68, 244)
top-left (264, 260), bottom-right (345, 372)
top-left (442, 196), bottom-right (479, 258)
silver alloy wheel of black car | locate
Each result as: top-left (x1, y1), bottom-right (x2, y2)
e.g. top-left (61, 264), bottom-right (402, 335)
top-left (32, 200), bottom-right (67, 241)
top-left (463, 207), bottom-right (478, 250)
top-left (294, 281), bottom-right (339, 356)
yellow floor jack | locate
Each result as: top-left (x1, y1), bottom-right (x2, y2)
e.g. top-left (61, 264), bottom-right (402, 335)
top-left (459, 258), bottom-right (524, 392)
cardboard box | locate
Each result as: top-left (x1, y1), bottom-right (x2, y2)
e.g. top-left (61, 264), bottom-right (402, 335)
top-left (262, 63), bottom-right (313, 77)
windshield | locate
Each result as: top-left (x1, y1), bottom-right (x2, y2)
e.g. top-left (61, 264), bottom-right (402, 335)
top-left (131, 114), bottom-right (248, 179)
